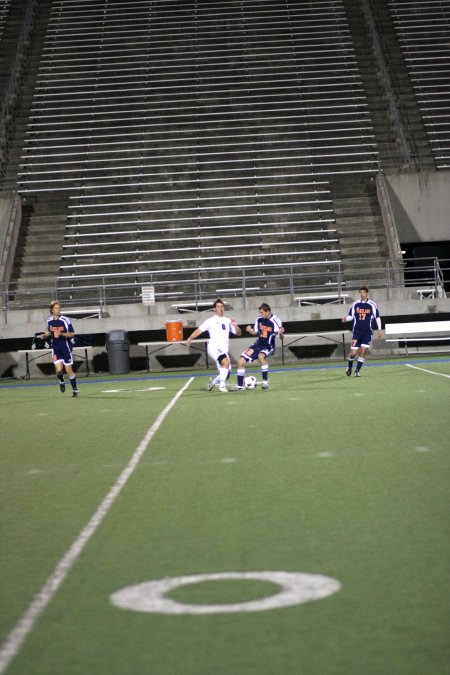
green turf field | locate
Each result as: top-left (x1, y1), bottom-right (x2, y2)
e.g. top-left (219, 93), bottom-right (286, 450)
top-left (1, 358), bottom-right (449, 674)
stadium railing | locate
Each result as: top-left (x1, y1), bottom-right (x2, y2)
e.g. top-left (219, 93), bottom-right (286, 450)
top-left (2, 257), bottom-right (448, 320)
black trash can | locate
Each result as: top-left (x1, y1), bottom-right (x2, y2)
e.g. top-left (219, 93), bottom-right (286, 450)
top-left (106, 330), bottom-right (130, 374)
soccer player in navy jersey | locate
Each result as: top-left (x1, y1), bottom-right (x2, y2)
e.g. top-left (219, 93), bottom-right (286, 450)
top-left (235, 302), bottom-right (284, 390)
top-left (342, 286), bottom-right (382, 377)
top-left (38, 300), bottom-right (79, 396)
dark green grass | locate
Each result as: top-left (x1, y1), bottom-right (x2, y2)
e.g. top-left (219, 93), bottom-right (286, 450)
top-left (1, 359), bottom-right (449, 674)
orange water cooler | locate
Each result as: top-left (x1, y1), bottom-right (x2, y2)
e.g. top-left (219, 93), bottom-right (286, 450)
top-left (165, 320), bottom-right (183, 342)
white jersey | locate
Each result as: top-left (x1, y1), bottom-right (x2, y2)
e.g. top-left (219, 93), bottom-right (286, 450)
top-left (199, 314), bottom-right (237, 360)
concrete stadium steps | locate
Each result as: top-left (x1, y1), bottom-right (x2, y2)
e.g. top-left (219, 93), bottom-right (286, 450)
top-left (330, 175), bottom-right (389, 287)
top-left (9, 194), bottom-right (68, 300)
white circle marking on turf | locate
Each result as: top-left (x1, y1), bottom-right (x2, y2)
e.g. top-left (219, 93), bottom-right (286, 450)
top-left (101, 387), bottom-right (165, 393)
top-left (110, 571), bottom-right (341, 615)
top-left (137, 387), bottom-right (165, 392)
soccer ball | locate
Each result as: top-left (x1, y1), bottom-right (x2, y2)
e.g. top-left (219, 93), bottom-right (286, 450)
top-left (244, 375), bottom-right (257, 389)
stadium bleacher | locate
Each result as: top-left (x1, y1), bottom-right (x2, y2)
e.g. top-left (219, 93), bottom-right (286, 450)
top-left (13, 0), bottom-right (383, 300)
top-left (1, 0), bottom-right (446, 309)
top-left (388, 0), bottom-right (450, 169)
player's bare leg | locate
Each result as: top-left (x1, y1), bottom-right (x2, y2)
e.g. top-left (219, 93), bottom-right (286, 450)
top-left (346, 349), bottom-right (357, 376)
top-left (218, 355), bottom-right (230, 392)
top-left (235, 354), bottom-right (246, 390)
top-left (55, 363), bottom-right (66, 392)
top-left (354, 346), bottom-right (367, 377)
top-left (259, 353), bottom-right (269, 389)
top-left (65, 364), bottom-right (79, 397)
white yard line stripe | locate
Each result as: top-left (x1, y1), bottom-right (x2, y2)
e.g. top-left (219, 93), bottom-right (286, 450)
top-left (406, 364), bottom-right (450, 379)
top-left (0, 377), bottom-right (194, 674)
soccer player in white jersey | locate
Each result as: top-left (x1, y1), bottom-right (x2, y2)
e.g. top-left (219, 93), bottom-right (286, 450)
top-left (185, 298), bottom-right (241, 392)
top-left (342, 286), bottom-right (382, 377)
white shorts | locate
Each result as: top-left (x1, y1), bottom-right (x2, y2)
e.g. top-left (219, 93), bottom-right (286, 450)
top-left (207, 344), bottom-right (230, 369)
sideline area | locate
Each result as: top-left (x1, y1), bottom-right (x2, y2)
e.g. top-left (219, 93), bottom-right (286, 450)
top-left (1, 355), bottom-right (450, 390)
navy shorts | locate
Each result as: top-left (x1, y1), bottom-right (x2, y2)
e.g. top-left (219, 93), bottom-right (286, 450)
top-left (240, 341), bottom-right (274, 363)
top-left (52, 344), bottom-right (73, 365)
top-left (351, 332), bottom-right (373, 349)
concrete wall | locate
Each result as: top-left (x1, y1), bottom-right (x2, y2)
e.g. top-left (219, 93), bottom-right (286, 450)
top-left (385, 170), bottom-right (450, 243)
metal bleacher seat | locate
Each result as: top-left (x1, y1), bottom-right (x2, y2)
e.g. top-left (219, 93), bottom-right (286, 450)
top-left (388, 0), bottom-right (450, 169)
top-left (16, 0), bottom-right (380, 299)
top-left (0, 1), bottom-right (12, 40)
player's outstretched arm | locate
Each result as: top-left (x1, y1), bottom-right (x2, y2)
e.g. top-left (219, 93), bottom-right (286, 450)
top-left (185, 328), bottom-right (202, 347)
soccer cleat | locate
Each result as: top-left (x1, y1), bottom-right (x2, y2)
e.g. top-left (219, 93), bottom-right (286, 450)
top-left (233, 385), bottom-right (245, 391)
top-left (59, 381), bottom-right (66, 393)
top-left (345, 367), bottom-right (352, 377)
top-left (72, 389), bottom-right (79, 397)
top-left (262, 381), bottom-right (269, 389)
top-left (354, 371), bottom-right (361, 377)
top-left (218, 383), bottom-right (227, 393)
top-left (207, 377), bottom-right (215, 391)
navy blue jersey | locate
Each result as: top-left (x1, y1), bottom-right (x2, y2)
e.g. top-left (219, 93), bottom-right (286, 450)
top-left (348, 300), bottom-right (380, 338)
top-left (46, 314), bottom-right (74, 351)
top-left (252, 314), bottom-right (282, 351)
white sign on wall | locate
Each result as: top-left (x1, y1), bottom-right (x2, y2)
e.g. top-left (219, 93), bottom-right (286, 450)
top-left (141, 286), bottom-right (155, 306)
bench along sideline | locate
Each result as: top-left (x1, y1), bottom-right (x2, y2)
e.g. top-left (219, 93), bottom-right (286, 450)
top-left (385, 320), bottom-right (450, 355)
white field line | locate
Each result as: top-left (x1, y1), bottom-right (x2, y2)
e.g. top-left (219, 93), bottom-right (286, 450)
top-left (0, 377), bottom-right (194, 674)
top-left (406, 364), bottom-right (450, 379)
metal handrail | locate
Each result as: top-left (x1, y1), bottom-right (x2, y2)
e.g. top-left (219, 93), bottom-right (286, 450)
top-left (434, 258), bottom-right (446, 298)
top-left (360, 0), bottom-right (412, 167)
top-left (375, 170), bottom-right (405, 295)
top-left (1, 257), bottom-right (448, 322)
top-left (0, 188), bottom-right (21, 282)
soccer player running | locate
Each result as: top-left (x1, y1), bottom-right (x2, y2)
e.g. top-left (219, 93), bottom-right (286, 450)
top-left (341, 285), bottom-right (382, 377)
top-left (38, 300), bottom-right (79, 397)
top-left (185, 298), bottom-right (241, 392)
top-left (235, 302), bottom-right (284, 390)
